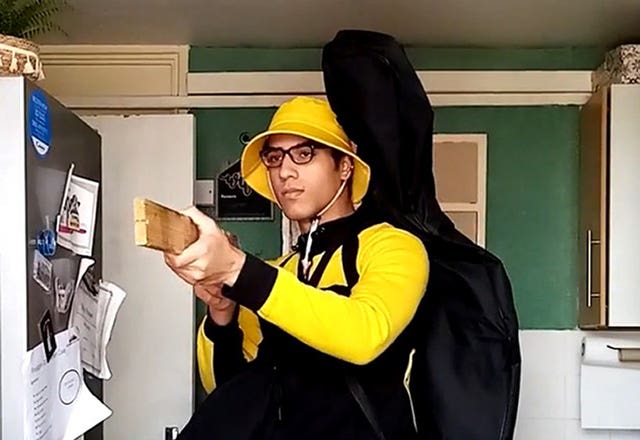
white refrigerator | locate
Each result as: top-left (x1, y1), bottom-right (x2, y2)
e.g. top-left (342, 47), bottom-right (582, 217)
top-left (0, 76), bottom-right (104, 440)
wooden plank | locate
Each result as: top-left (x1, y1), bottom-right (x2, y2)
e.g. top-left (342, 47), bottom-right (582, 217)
top-left (134, 198), bottom-right (198, 254)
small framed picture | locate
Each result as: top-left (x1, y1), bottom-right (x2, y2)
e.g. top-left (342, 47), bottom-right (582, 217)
top-left (39, 310), bottom-right (57, 362)
top-left (215, 160), bottom-right (274, 221)
top-left (32, 250), bottom-right (53, 292)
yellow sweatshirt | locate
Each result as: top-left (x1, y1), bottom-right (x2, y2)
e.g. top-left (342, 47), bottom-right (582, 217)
top-left (197, 218), bottom-right (429, 393)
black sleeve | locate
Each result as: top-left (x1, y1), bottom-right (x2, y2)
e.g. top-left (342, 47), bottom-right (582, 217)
top-left (203, 309), bottom-right (248, 386)
top-left (221, 252), bottom-right (277, 312)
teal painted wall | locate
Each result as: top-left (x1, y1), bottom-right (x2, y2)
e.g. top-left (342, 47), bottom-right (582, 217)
top-left (189, 46), bottom-right (592, 405)
top-left (196, 108), bottom-right (281, 261)
top-left (434, 106), bottom-right (579, 329)
top-left (191, 47), bottom-right (595, 344)
top-left (194, 105), bottom-right (580, 330)
top-left (190, 47), bottom-right (605, 71)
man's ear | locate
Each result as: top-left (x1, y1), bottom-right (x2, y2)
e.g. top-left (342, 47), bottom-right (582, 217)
top-left (340, 156), bottom-right (354, 180)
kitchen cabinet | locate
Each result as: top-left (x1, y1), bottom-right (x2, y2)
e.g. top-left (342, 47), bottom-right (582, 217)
top-left (579, 84), bottom-right (640, 328)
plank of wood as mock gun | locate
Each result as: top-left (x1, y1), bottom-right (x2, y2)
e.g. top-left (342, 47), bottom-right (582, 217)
top-left (133, 198), bottom-right (199, 254)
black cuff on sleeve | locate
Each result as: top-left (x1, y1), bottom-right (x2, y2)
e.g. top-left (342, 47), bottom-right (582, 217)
top-left (222, 253), bottom-right (278, 312)
top-left (203, 308), bottom-right (239, 342)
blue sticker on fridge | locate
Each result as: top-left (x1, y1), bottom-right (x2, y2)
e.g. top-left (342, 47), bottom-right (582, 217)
top-left (28, 89), bottom-right (52, 158)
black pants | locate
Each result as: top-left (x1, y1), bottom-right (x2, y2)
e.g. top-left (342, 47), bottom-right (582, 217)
top-left (178, 371), bottom-right (418, 440)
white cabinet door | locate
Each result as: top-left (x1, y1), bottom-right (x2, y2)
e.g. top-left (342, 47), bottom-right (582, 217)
top-left (609, 85), bottom-right (640, 327)
top-left (84, 115), bottom-right (195, 440)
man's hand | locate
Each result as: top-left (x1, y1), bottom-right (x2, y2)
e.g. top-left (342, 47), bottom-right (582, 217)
top-left (163, 207), bottom-right (246, 288)
top-left (194, 284), bottom-right (237, 326)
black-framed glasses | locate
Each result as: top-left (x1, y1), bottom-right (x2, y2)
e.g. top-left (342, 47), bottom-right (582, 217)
top-left (260, 141), bottom-right (326, 168)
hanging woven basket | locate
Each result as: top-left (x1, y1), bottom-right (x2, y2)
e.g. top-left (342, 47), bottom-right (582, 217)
top-left (0, 34), bottom-right (45, 81)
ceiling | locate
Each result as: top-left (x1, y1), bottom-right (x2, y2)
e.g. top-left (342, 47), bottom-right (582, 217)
top-left (39, 0), bottom-right (640, 48)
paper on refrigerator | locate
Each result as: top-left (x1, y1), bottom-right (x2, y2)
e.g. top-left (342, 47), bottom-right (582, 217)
top-left (56, 164), bottom-right (99, 257)
top-left (23, 327), bottom-right (112, 440)
top-left (69, 273), bottom-right (126, 380)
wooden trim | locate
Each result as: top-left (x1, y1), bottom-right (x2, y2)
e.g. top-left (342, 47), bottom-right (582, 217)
top-left (478, 137), bottom-right (488, 248)
top-left (59, 92), bottom-right (591, 111)
top-left (436, 134), bottom-right (487, 247)
top-left (40, 45), bottom-right (188, 55)
top-left (187, 70), bottom-right (592, 95)
top-left (430, 93), bottom-right (590, 106)
top-left (599, 87), bottom-right (609, 327)
top-left (440, 203), bottom-right (482, 212)
top-left (578, 87), bottom-right (608, 328)
top-left (419, 71), bottom-right (591, 94)
top-left (35, 49), bottom-right (593, 109)
top-left (50, 64), bottom-right (593, 109)
top-left (188, 71), bottom-right (323, 94)
top-left (185, 70), bottom-right (591, 107)
top-left (39, 45), bottom-right (189, 97)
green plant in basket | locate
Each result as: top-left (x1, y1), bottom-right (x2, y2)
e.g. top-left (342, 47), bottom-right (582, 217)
top-left (0, 0), bottom-right (69, 80)
top-left (0, 0), bottom-right (70, 39)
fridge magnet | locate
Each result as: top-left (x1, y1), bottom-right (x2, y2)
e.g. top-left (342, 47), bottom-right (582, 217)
top-left (39, 309), bottom-right (57, 363)
top-left (58, 369), bottom-right (81, 405)
top-left (35, 215), bottom-right (57, 257)
top-left (75, 257), bottom-right (96, 293)
top-left (56, 164), bottom-right (99, 257)
top-left (27, 89), bottom-right (52, 158)
top-left (32, 249), bottom-right (53, 292)
top-left (54, 275), bottom-right (76, 314)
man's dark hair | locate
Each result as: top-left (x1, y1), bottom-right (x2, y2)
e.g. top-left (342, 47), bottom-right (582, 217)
top-left (330, 148), bottom-right (347, 168)
top-left (329, 149), bottom-right (353, 196)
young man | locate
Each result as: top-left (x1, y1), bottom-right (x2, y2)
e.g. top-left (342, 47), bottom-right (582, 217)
top-left (164, 96), bottom-right (429, 439)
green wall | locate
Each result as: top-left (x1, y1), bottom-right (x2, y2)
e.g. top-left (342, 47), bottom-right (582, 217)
top-left (194, 105), bottom-right (580, 330)
top-left (190, 47), bottom-right (605, 71)
top-left (196, 108), bottom-right (282, 261)
top-left (191, 47), bottom-right (600, 335)
top-left (434, 107), bottom-right (579, 329)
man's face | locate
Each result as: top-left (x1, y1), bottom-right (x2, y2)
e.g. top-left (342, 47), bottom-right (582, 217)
top-left (264, 134), bottom-right (349, 221)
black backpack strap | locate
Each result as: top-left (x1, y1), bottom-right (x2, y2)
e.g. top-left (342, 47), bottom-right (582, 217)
top-left (341, 233), bottom-right (360, 288)
top-left (347, 377), bottom-right (387, 440)
top-left (286, 228), bottom-right (386, 440)
top-left (341, 235), bottom-right (387, 440)
top-left (306, 242), bottom-right (343, 287)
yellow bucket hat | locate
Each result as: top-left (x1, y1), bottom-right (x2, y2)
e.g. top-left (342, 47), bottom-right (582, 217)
top-left (240, 97), bottom-right (370, 205)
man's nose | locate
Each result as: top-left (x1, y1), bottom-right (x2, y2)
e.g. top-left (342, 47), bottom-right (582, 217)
top-left (278, 154), bottom-right (298, 180)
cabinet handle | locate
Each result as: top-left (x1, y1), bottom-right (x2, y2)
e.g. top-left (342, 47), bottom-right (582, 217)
top-left (587, 229), bottom-right (601, 308)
